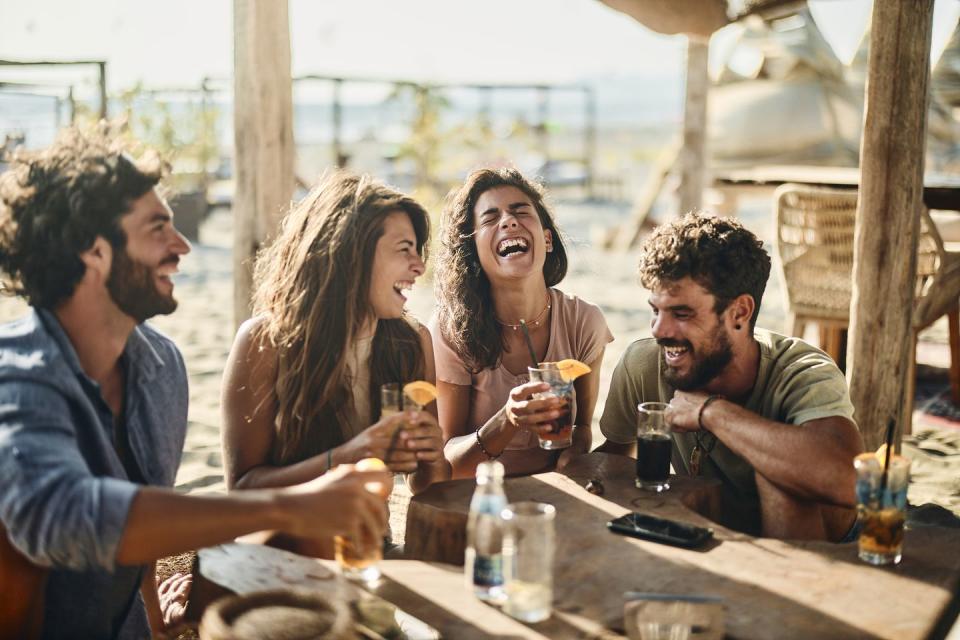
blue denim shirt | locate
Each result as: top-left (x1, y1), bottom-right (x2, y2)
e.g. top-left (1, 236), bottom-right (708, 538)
top-left (0, 309), bottom-right (189, 639)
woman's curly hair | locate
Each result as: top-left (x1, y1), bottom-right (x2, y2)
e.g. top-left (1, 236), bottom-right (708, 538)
top-left (638, 213), bottom-right (771, 328)
top-left (0, 125), bottom-right (165, 308)
top-left (434, 167), bottom-right (568, 372)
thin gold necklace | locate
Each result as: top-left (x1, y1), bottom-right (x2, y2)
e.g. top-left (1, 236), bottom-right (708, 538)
top-left (496, 299), bottom-right (551, 331)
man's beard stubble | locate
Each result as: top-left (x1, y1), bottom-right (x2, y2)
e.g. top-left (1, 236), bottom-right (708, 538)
top-left (106, 248), bottom-right (178, 324)
top-left (660, 322), bottom-right (734, 391)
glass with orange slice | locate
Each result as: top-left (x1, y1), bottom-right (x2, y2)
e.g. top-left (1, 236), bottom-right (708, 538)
top-left (334, 457), bottom-right (390, 583)
top-left (526, 359), bottom-right (591, 450)
top-left (853, 445), bottom-right (911, 565)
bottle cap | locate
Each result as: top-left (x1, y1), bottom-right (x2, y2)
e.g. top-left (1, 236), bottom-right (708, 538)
top-left (476, 460), bottom-right (505, 480)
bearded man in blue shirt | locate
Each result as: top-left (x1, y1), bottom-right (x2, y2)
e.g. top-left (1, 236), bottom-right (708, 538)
top-left (0, 127), bottom-right (390, 639)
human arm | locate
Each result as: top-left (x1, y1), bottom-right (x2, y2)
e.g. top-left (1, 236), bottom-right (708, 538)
top-left (440, 380), bottom-right (565, 479)
top-left (556, 351), bottom-right (604, 469)
top-left (667, 391), bottom-right (863, 507)
top-left (593, 342), bottom-right (647, 458)
top-left (0, 385), bottom-right (389, 570)
top-left (221, 319), bottom-right (417, 488)
top-left (115, 465), bottom-right (390, 565)
top-left (141, 562), bottom-right (163, 636)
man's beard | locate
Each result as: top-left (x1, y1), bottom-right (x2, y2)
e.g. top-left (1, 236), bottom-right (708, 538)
top-left (106, 248), bottom-right (178, 323)
top-left (659, 323), bottom-right (734, 391)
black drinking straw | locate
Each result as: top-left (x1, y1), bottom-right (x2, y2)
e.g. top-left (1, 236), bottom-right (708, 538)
top-left (519, 319), bottom-right (539, 367)
top-left (879, 417), bottom-right (896, 499)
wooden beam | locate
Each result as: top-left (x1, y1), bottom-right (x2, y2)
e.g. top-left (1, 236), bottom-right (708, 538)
top-left (677, 37), bottom-right (709, 216)
top-left (846, 1), bottom-right (935, 450)
top-left (232, 0), bottom-right (295, 328)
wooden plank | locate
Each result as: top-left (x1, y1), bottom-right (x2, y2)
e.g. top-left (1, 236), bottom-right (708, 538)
top-left (194, 545), bottom-right (560, 639)
top-left (847, 1), bottom-right (936, 450)
top-left (678, 37), bottom-right (709, 216)
top-left (405, 453), bottom-right (960, 640)
top-left (232, 0), bottom-right (295, 327)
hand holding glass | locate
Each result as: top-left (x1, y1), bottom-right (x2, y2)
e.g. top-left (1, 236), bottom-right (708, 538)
top-left (527, 364), bottom-right (574, 450)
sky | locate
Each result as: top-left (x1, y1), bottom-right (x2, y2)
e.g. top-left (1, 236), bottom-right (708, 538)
top-left (0, 0), bottom-right (960, 91)
top-left (0, 0), bottom-right (958, 100)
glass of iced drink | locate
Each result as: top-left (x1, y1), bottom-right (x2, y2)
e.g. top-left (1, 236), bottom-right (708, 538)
top-left (527, 364), bottom-right (574, 449)
top-left (334, 458), bottom-right (389, 583)
top-left (636, 402), bottom-right (672, 492)
top-left (854, 451), bottom-right (910, 565)
top-left (502, 501), bottom-right (556, 623)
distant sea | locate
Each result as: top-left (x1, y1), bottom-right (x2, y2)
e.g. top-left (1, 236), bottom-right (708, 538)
top-left (0, 73), bottom-right (683, 151)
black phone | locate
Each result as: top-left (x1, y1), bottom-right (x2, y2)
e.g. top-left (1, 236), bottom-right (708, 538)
top-left (607, 512), bottom-right (713, 548)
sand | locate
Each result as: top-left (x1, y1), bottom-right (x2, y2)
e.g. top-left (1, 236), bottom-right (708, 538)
top-left (0, 192), bottom-right (957, 542)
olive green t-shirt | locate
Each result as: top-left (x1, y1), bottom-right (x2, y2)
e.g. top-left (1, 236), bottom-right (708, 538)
top-left (599, 329), bottom-right (856, 535)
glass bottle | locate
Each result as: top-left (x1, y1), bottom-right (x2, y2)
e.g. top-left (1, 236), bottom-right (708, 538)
top-left (464, 460), bottom-right (507, 602)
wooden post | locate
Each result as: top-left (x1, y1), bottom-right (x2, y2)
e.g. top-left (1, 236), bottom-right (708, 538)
top-left (332, 78), bottom-right (343, 167)
top-left (97, 61), bottom-right (108, 120)
top-left (847, 1), bottom-right (934, 450)
top-left (232, 0), bottom-right (295, 327)
top-left (677, 37), bottom-right (709, 216)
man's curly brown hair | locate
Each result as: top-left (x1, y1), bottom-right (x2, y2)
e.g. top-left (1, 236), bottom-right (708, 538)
top-left (0, 125), bottom-right (166, 309)
top-left (638, 213), bottom-right (771, 328)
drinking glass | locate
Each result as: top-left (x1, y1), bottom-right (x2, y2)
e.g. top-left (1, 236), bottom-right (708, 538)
top-left (502, 501), bottom-right (555, 623)
top-left (854, 452), bottom-right (910, 565)
top-left (636, 402), bottom-right (672, 492)
top-left (527, 364), bottom-right (574, 450)
top-left (380, 382), bottom-right (404, 418)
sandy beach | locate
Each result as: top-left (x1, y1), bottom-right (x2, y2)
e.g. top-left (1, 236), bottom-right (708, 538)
top-left (1, 192), bottom-right (957, 541)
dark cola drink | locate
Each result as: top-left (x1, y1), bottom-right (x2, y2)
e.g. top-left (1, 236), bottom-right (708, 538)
top-left (636, 432), bottom-right (672, 492)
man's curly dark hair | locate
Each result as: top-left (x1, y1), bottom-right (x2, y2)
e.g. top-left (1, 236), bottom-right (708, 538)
top-left (638, 213), bottom-right (771, 328)
top-left (0, 126), bottom-right (166, 309)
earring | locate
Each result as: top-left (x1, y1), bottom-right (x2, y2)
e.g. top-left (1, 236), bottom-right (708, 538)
top-left (735, 323), bottom-right (742, 330)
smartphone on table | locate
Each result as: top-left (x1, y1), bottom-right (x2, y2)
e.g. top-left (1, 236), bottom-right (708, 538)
top-left (607, 512), bottom-right (713, 548)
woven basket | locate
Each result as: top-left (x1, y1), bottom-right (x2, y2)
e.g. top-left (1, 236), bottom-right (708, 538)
top-left (199, 588), bottom-right (356, 640)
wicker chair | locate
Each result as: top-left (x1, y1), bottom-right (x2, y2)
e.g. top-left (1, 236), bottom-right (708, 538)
top-left (773, 183), bottom-right (960, 424)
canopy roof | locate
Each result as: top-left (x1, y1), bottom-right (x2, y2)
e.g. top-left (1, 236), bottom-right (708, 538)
top-left (596, 0), bottom-right (808, 38)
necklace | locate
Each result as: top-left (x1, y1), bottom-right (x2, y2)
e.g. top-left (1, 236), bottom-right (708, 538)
top-left (496, 299), bottom-right (551, 331)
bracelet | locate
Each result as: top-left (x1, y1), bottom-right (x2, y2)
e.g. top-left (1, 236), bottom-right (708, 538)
top-left (698, 395), bottom-right (723, 431)
top-left (475, 427), bottom-right (502, 460)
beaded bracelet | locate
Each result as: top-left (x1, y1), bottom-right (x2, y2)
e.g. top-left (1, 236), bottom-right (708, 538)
top-left (475, 427), bottom-right (502, 460)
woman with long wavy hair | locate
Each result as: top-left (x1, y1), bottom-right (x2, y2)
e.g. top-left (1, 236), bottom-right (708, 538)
top-left (432, 167), bottom-right (612, 478)
top-left (221, 170), bottom-right (450, 556)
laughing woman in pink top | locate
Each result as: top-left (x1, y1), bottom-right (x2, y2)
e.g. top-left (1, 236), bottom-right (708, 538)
top-left (431, 168), bottom-right (613, 478)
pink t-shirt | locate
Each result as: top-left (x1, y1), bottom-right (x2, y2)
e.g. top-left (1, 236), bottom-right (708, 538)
top-left (431, 288), bottom-right (613, 475)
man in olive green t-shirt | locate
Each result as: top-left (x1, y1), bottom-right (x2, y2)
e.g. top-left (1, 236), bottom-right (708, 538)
top-left (596, 214), bottom-right (864, 540)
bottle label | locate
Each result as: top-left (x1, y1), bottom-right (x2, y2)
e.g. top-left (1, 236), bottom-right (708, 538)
top-left (473, 554), bottom-right (503, 587)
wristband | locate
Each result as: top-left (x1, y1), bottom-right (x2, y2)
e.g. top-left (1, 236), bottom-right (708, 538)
top-left (698, 395), bottom-right (723, 431)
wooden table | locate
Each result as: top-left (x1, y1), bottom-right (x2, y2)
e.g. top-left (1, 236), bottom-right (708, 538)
top-left (191, 453), bottom-right (960, 639)
top-left (401, 453), bottom-right (960, 640)
top-left (713, 165), bottom-right (960, 211)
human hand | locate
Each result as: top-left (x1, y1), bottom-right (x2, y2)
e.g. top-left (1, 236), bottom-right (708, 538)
top-left (398, 409), bottom-right (445, 466)
top-left (280, 465), bottom-right (390, 544)
top-left (157, 572), bottom-right (191, 631)
top-left (556, 439), bottom-right (586, 471)
top-left (666, 390), bottom-right (712, 432)
top-left (504, 381), bottom-right (567, 434)
top-left (340, 414), bottom-right (419, 473)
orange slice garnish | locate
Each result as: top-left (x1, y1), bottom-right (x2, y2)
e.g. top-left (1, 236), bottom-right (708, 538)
top-left (555, 359), bottom-right (592, 383)
top-left (403, 380), bottom-right (438, 407)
